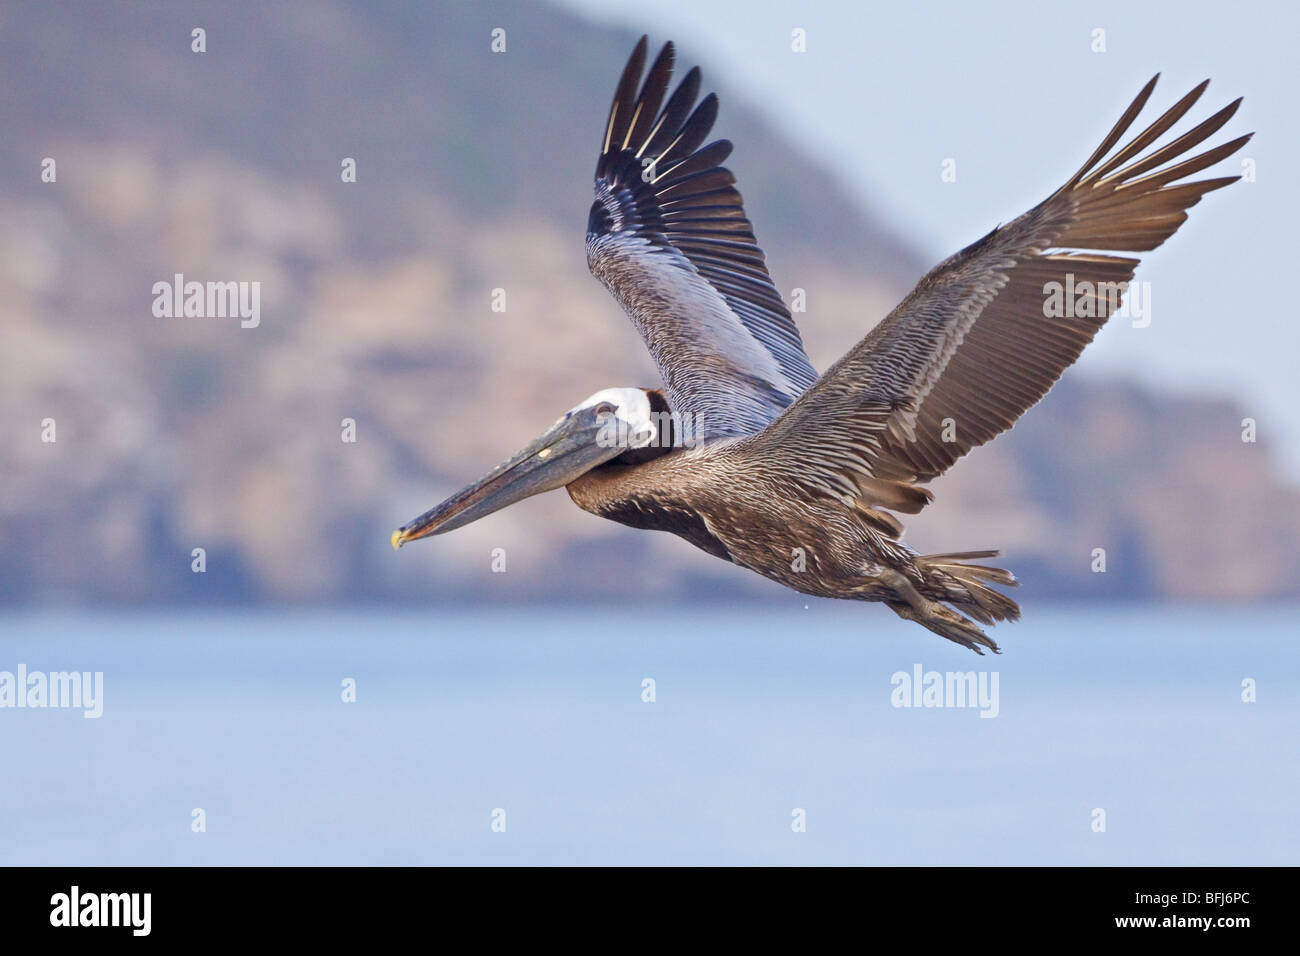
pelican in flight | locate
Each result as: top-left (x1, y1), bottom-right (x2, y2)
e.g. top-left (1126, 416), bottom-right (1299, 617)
top-left (394, 37), bottom-right (1249, 652)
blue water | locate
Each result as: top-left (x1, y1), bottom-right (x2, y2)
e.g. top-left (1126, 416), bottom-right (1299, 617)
top-left (0, 604), bottom-right (1295, 865)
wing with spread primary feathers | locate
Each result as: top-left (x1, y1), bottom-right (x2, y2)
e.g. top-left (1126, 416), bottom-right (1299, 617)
top-left (586, 37), bottom-right (818, 439)
top-left (740, 74), bottom-right (1249, 511)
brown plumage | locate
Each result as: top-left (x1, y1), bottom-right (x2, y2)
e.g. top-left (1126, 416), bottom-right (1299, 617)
top-left (394, 37), bottom-right (1251, 653)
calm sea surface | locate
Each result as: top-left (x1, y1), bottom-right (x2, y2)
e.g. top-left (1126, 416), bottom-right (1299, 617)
top-left (0, 604), bottom-right (1295, 865)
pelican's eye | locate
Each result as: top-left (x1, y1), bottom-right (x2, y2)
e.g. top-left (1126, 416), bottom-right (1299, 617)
top-left (593, 402), bottom-right (616, 419)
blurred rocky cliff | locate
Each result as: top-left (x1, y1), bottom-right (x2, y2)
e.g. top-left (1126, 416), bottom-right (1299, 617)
top-left (2, 0), bottom-right (1296, 605)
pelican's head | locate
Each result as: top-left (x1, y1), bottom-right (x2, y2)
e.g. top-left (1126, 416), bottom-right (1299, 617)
top-left (392, 387), bottom-right (660, 547)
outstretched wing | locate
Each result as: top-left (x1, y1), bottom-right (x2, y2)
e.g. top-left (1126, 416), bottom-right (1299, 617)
top-left (741, 75), bottom-right (1250, 506)
top-left (587, 37), bottom-right (818, 439)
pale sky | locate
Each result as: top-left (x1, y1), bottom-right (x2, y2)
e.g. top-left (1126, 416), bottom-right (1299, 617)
top-left (558, 0), bottom-right (1300, 475)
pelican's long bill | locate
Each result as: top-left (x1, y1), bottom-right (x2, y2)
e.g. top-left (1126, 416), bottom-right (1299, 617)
top-left (392, 404), bottom-right (626, 548)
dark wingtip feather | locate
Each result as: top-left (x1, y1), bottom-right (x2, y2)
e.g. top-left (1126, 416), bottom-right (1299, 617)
top-left (1059, 73), bottom-right (1162, 191)
top-left (667, 92), bottom-right (720, 163)
top-left (625, 42), bottom-right (676, 153)
top-left (600, 37), bottom-right (649, 167)
top-left (640, 65), bottom-right (703, 160)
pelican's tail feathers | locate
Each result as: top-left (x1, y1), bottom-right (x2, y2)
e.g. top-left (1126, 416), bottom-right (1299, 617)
top-left (918, 550), bottom-right (1021, 627)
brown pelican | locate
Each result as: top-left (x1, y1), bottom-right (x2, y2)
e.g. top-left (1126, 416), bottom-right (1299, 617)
top-left (393, 37), bottom-right (1249, 653)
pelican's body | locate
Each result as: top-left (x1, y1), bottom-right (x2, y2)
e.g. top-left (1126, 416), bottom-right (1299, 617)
top-left (565, 426), bottom-right (1017, 645)
top-left (567, 448), bottom-right (929, 599)
top-left (395, 37), bottom-right (1250, 653)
